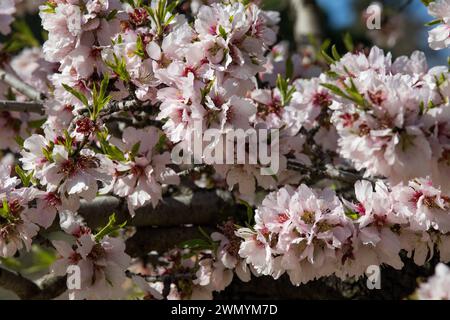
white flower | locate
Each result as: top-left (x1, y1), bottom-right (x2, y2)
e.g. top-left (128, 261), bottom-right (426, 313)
top-left (111, 127), bottom-right (180, 215)
top-left (51, 231), bottom-right (130, 300)
top-left (427, 0), bottom-right (450, 50)
top-left (0, 0), bottom-right (16, 35)
top-left (417, 263), bottom-right (450, 300)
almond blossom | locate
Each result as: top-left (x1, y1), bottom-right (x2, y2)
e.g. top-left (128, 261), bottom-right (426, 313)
top-left (427, 0), bottom-right (450, 50)
top-left (108, 126), bottom-right (180, 215)
top-left (416, 263), bottom-right (450, 300)
top-left (51, 217), bottom-right (130, 300)
top-left (0, 0), bottom-right (16, 35)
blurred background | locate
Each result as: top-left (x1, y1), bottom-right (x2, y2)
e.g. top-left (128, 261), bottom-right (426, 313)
top-left (264, 0), bottom-right (449, 66)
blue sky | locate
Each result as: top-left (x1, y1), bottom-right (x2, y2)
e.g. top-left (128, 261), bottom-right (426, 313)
top-left (316, 0), bottom-right (449, 65)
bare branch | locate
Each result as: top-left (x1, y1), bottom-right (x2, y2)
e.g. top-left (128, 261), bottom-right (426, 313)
top-left (287, 160), bottom-right (378, 184)
top-left (0, 69), bottom-right (44, 102)
top-left (78, 191), bottom-right (234, 230)
top-left (0, 100), bottom-right (45, 114)
top-left (0, 267), bottom-right (41, 299)
top-left (125, 226), bottom-right (216, 257)
top-left (0, 266), bottom-right (66, 300)
top-left (32, 274), bottom-right (67, 300)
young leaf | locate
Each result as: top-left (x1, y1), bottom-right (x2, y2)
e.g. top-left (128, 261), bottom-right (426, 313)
top-left (343, 33), bottom-right (354, 52)
top-left (130, 141), bottom-right (141, 159)
top-left (94, 213), bottom-right (127, 242)
top-left (15, 165), bottom-right (31, 187)
top-left (320, 49), bottom-right (335, 65)
top-left (239, 199), bottom-right (255, 226)
top-left (218, 25), bottom-right (227, 39)
top-left (331, 45), bottom-right (341, 61)
top-left (62, 84), bottom-right (89, 108)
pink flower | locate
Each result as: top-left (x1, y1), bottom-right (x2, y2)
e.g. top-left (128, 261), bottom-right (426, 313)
top-left (237, 185), bottom-right (354, 285)
top-left (392, 178), bottom-right (450, 233)
top-left (40, 3), bottom-right (82, 62)
top-left (427, 0), bottom-right (450, 50)
top-left (417, 263), bottom-right (450, 300)
top-left (0, 0), bottom-right (16, 35)
top-left (51, 230), bottom-right (130, 300)
top-left (110, 127), bottom-right (180, 215)
top-left (0, 187), bottom-right (40, 257)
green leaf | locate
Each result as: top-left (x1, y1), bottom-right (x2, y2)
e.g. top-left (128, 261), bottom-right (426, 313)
top-left (2, 20), bottom-right (40, 53)
top-left (321, 83), bottom-right (346, 97)
top-left (239, 199), bottom-right (254, 226)
top-left (285, 55), bottom-right (294, 81)
top-left (198, 226), bottom-right (212, 242)
top-left (155, 132), bottom-right (167, 153)
top-left (166, 0), bottom-right (180, 14)
top-left (343, 33), bottom-right (354, 52)
top-left (425, 18), bottom-right (442, 26)
top-left (344, 209), bottom-right (360, 220)
top-left (15, 136), bottom-right (24, 148)
top-left (325, 71), bottom-right (339, 79)
top-left (276, 73), bottom-right (296, 106)
top-left (0, 257), bottom-right (22, 270)
top-left (93, 74), bottom-right (111, 118)
top-left (41, 1), bottom-right (57, 13)
top-left (97, 133), bottom-right (126, 161)
top-left (104, 54), bottom-right (130, 82)
top-left (94, 213), bottom-right (127, 242)
top-left (106, 9), bottom-right (118, 21)
top-left (0, 199), bottom-right (10, 219)
top-left (134, 35), bottom-right (146, 58)
top-left (331, 45), bottom-right (341, 61)
top-left (320, 49), bottom-right (335, 65)
top-left (63, 130), bottom-right (74, 154)
top-left (15, 165), bottom-right (31, 187)
top-left (421, 0), bottom-right (435, 6)
top-left (130, 141), bottom-right (141, 158)
top-left (23, 245), bottom-right (57, 275)
top-left (62, 84), bottom-right (89, 108)
top-left (218, 25), bottom-right (227, 39)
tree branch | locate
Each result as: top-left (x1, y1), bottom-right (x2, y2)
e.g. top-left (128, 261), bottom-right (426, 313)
top-left (287, 161), bottom-right (377, 184)
top-left (0, 266), bottom-right (66, 300)
top-left (0, 69), bottom-right (44, 102)
top-left (125, 226), bottom-right (216, 257)
top-left (78, 191), bottom-right (234, 229)
top-left (0, 100), bottom-right (45, 114)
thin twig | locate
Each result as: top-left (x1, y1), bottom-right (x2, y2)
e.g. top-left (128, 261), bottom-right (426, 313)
top-left (287, 160), bottom-right (377, 184)
top-left (0, 69), bottom-right (44, 102)
top-left (125, 270), bottom-right (193, 283)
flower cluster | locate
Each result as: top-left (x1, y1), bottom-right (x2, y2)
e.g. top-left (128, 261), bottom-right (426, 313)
top-left (327, 47), bottom-right (450, 189)
top-left (237, 178), bottom-right (450, 285)
top-left (51, 212), bottom-right (130, 299)
top-left (39, 0), bottom-right (123, 133)
top-left (20, 132), bottom-right (113, 210)
top-left (106, 126), bottom-right (180, 215)
top-left (0, 0), bottom-right (449, 301)
top-left (0, 166), bottom-right (39, 257)
top-left (426, 0), bottom-right (450, 50)
top-left (237, 184), bottom-right (354, 285)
